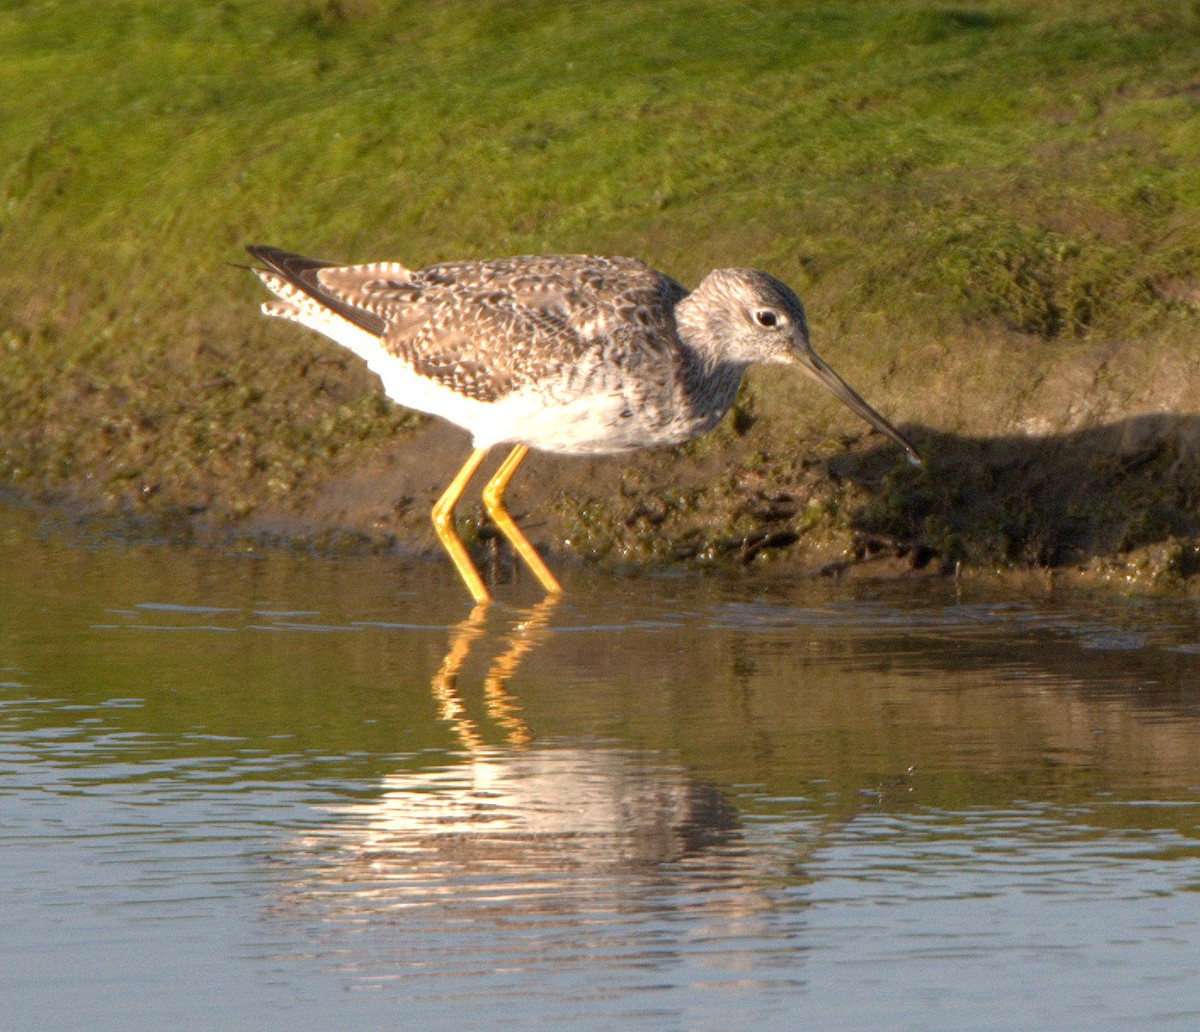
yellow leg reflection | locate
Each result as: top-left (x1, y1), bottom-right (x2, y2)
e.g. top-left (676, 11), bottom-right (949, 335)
top-left (431, 598), bottom-right (559, 750)
top-left (431, 448), bottom-right (491, 605)
top-left (480, 444), bottom-right (563, 597)
top-left (480, 597), bottom-right (558, 747)
top-left (429, 604), bottom-right (489, 752)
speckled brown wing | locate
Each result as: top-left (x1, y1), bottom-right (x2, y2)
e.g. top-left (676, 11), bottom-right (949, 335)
top-left (315, 254), bottom-right (689, 403)
top-left (384, 288), bottom-right (588, 402)
top-left (414, 255), bottom-right (688, 348)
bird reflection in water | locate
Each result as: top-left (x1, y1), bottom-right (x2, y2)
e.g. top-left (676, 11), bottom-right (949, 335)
top-left (281, 601), bottom-right (762, 926)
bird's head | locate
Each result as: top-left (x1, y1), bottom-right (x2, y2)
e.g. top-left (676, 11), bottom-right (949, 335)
top-left (682, 268), bottom-right (921, 465)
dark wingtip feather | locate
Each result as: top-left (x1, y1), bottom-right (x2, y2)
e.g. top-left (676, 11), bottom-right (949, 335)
top-left (245, 245), bottom-right (332, 277)
top-left (245, 243), bottom-right (289, 269)
top-left (242, 244), bottom-right (387, 337)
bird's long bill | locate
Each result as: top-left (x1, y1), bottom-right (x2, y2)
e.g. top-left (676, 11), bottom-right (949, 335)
top-left (794, 351), bottom-right (922, 465)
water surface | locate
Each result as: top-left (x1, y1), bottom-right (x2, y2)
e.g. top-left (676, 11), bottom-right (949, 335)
top-left (2, 504), bottom-right (1199, 1030)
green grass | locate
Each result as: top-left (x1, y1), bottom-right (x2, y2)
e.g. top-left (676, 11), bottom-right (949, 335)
top-left (1, 0), bottom-right (1199, 553)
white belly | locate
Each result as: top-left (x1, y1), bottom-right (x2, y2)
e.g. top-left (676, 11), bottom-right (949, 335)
top-left (275, 300), bottom-right (709, 455)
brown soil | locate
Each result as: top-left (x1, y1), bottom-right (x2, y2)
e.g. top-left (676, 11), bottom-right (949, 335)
top-left (10, 326), bottom-right (1200, 596)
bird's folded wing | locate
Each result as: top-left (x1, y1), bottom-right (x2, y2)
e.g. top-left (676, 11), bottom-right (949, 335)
top-left (309, 255), bottom-right (689, 402)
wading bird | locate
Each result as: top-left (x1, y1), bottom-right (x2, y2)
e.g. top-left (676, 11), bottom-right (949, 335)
top-left (248, 245), bottom-right (919, 603)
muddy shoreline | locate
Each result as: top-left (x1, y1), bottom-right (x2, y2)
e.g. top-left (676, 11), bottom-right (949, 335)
top-left (10, 386), bottom-right (1200, 598)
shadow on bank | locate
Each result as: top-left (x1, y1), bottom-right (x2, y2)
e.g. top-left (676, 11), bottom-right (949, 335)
top-left (830, 412), bottom-right (1200, 579)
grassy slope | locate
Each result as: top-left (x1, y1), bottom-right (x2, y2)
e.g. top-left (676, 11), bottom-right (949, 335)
top-left (1, 0), bottom-right (1199, 578)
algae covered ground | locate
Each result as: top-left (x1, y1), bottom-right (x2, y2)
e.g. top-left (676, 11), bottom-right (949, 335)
top-left (2, 0), bottom-right (1200, 589)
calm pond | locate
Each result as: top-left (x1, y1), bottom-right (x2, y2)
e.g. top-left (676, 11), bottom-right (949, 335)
top-left (2, 501), bottom-right (1199, 1031)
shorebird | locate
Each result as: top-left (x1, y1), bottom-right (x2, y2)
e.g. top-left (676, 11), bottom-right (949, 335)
top-left (248, 245), bottom-right (920, 603)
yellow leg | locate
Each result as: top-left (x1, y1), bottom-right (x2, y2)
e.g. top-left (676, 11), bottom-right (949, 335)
top-left (431, 448), bottom-right (491, 605)
top-left (480, 444), bottom-right (564, 596)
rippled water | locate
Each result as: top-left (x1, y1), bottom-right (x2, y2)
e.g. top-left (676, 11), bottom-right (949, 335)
top-left (3, 503), bottom-right (1199, 1031)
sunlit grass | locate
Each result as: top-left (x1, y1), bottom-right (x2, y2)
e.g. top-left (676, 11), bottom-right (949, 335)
top-left (0, 0), bottom-right (1198, 530)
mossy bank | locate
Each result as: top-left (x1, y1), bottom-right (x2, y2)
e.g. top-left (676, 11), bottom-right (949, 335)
top-left (2, 1), bottom-right (1199, 589)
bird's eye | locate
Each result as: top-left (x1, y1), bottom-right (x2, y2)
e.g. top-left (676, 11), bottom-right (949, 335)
top-left (755, 309), bottom-right (779, 328)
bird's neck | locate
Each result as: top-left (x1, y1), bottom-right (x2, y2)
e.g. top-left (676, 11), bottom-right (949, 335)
top-left (674, 291), bottom-right (721, 361)
top-left (677, 339), bottom-right (743, 385)
top-left (675, 297), bottom-right (743, 383)
top-left (674, 337), bottom-right (747, 435)
top-left (671, 291), bottom-right (749, 431)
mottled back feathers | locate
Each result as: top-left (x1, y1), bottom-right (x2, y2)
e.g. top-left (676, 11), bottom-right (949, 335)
top-left (248, 246), bottom-right (687, 404)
